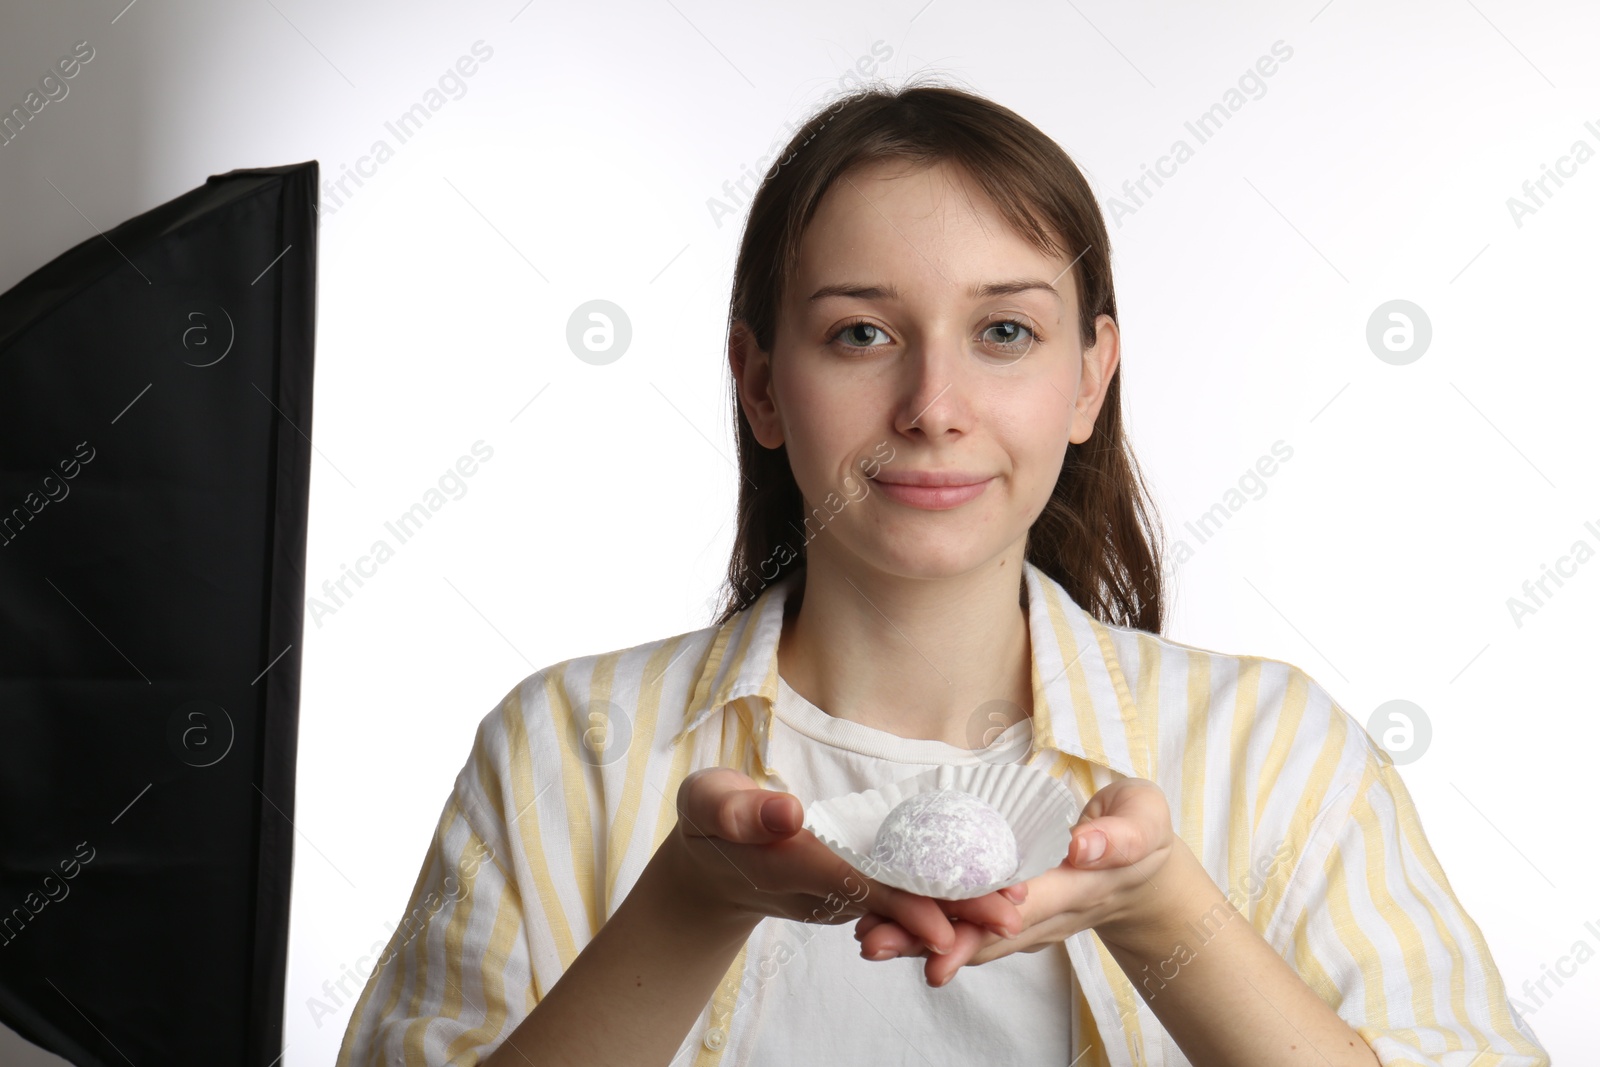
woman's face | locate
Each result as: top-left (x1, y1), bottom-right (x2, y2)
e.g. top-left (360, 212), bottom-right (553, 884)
top-left (733, 158), bottom-right (1120, 581)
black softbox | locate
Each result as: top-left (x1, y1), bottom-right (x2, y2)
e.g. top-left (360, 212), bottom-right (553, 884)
top-left (0, 161), bottom-right (318, 1064)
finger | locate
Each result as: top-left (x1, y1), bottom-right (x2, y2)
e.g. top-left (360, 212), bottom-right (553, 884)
top-left (857, 918), bottom-right (921, 959)
top-left (677, 767), bottom-right (803, 844)
top-left (860, 884), bottom-right (958, 956)
top-left (852, 913), bottom-right (890, 939)
top-left (924, 922), bottom-right (991, 986)
top-left (764, 835), bottom-right (960, 952)
top-left (1071, 779), bottom-right (1170, 870)
top-left (1000, 882), bottom-right (1028, 904)
top-left (679, 769), bottom-right (956, 953)
top-left (940, 891), bottom-right (1024, 939)
top-left (1067, 825), bottom-right (1110, 867)
top-left (1067, 814), bottom-right (1154, 870)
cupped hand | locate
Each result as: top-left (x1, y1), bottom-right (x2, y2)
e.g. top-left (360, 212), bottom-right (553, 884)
top-left (853, 777), bottom-right (1178, 986)
top-left (668, 767), bottom-right (1028, 954)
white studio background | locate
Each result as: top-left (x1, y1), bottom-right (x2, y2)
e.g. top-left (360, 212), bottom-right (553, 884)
top-left (1, 1), bottom-right (1595, 1063)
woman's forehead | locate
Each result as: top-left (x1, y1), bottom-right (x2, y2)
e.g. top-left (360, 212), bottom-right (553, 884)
top-left (798, 160), bottom-right (1068, 280)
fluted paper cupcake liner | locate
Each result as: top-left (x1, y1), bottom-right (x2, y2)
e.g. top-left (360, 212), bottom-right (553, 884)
top-left (801, 762), bottom-right (1079, 900)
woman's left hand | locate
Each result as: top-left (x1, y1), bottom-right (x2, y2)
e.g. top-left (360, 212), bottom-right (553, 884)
top-left (854, 777), bottom-right (1181, 987)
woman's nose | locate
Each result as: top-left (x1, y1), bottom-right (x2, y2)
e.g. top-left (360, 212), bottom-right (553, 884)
top-left (894, 333), bottom-right (971, 439)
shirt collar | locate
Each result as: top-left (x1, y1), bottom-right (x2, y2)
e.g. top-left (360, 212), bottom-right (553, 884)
top-left (673, 560), bottom-right (1151, 780)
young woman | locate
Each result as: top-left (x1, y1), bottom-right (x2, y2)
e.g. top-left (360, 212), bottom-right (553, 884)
top-left (336, 84), bottom-right (1550, 1067)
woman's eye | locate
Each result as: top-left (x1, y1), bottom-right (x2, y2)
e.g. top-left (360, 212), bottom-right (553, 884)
top-left (983, 320), bottom-right (1038, 349)
top-left (834, 321), bottom-right (891, 349)
top-left (830, 319), bottom-right (1040, 353)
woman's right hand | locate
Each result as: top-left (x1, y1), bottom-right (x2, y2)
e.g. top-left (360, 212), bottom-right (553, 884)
top-left (664, 767), bottom-right (1029, 956)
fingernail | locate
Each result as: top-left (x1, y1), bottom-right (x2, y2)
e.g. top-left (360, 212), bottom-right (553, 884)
top-left (1081, 831), bottom-right (1106, 863)
top-left (865, 947), bottom-right (894, 961)
top-left (925, 940), bottom-right (949, 955)
top-left (986, 922), bottom-right (1016, 940)
top-left (759, 797), bottom-right (793, 833)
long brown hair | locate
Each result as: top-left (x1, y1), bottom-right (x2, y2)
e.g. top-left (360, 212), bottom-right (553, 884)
top-left (711, 80), bottom-right (1166, 634)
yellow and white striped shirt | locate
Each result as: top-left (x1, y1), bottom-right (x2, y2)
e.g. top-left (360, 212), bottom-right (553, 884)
top-left (336, 560), bottom-right (1550, 1066)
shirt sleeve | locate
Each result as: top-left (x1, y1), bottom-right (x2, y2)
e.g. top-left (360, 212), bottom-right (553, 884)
top-left (1276, 751), bottom-right (1551, 1066)
top-left (335, 689), bottom-right (539, 1066)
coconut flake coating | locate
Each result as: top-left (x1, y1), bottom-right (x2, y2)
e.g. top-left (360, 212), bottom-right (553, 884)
top-left (871, 788), bottom-right (1018, 889)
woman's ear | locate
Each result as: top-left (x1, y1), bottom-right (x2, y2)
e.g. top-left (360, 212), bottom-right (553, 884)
top-left (730, 320), bottom-right (785, 449)
top-left (1067, 314), bottom-right (1121, 445)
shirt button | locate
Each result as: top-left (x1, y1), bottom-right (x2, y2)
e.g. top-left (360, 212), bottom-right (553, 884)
top-left (703, 1027), bottom-right (726, 1050)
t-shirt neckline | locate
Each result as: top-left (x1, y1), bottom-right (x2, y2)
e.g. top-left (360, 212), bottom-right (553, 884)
top-left (772, 674), bottom-right (1032, 764)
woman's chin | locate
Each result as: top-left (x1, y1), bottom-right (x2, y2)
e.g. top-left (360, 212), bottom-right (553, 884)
top-left (858, 539), bottom-right (1016, 582)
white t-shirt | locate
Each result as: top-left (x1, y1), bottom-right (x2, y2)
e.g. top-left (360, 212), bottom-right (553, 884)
top-left (739, 675), bottom-right (1076, 1067)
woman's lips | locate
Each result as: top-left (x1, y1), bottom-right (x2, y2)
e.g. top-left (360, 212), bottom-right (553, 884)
top-left (871, 478), bottom-right (992, 510)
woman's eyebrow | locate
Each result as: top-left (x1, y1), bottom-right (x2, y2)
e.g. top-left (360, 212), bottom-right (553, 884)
top-left (808, 279), bottom-right (1064, 305)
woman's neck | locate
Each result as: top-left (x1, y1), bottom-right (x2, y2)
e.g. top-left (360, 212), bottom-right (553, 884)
top-left (775, 550), bottom-right (1033, 748)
